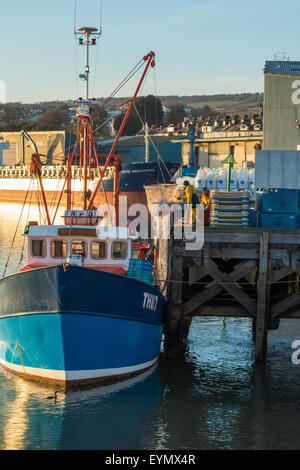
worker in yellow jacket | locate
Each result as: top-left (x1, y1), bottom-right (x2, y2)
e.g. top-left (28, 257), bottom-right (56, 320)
top-left (200, 190), bottom-right (210, 209)
top-left (182, 180), bottom-right (198, 225)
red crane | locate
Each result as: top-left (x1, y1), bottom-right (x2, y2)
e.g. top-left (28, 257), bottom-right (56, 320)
top-left (29, 51), bottom-right (156, 227)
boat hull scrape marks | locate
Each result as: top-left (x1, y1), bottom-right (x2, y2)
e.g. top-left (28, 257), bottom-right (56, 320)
top-left (0, 265), bottom-right (164, 387)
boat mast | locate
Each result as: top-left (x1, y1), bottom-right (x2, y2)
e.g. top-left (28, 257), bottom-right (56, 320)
top-left (77, 26), bottom-right (98, 101)
top-left (75, 26), bottom-right (99, 210)
top-left (74, 0), bottom-right (103, 99)
top-left (144, 122), bottom-right (149, 163)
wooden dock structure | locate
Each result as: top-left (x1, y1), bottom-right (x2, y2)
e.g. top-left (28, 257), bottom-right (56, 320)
top-left (156, 226), bottom-right (300, 362)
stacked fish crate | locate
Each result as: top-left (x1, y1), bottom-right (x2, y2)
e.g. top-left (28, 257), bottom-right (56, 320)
top-left (210, 191), bottom-right (250, 228)
top-left (126, 259), bottom-right (154, 285)
top-left (258, 189), bottom-right (300, 228)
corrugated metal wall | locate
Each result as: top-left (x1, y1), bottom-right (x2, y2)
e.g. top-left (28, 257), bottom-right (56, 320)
top-left (255, 150), bottom-right (300, 189)
top-left (263, 74), bottom-right (300, 150)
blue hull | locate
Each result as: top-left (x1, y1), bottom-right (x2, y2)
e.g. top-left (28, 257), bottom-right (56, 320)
top-left (0, 266), bottom-right (164, 387)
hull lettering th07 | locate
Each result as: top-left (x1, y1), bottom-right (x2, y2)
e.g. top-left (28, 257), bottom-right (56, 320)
top-left (143, 293), bottom-right (158, 311)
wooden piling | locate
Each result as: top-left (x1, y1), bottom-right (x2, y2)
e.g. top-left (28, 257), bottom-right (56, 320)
top-left (158, 226), bottom-right (300, 362)
top-left (255, 232), bottom-right (269, 363)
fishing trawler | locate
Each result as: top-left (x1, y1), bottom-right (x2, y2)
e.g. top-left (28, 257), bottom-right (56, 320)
top-left (0, 23), bottom-right (165, 387)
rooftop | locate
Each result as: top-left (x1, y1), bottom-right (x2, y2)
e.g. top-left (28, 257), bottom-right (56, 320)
top-left (264, 61), bottom-right (300, 76)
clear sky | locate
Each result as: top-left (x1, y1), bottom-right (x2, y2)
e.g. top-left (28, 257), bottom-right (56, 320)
top-left (0, 0), bottom-right (299, 103)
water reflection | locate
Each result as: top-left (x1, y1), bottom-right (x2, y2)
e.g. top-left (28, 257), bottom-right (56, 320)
top-left (2, 379), bottom-right (30, 450)
top-left (0, 369), bottom-right (65, 450)
top-left (155, 317), bottom-right (300, 450)
top-left (0, 365), bottom-right (162, 450)
top-left (60, 365), bottom-right (162, 450)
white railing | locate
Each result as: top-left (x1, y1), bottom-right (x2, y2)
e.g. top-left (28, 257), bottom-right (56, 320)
top-left (0, 165), bottom-right (114, 179)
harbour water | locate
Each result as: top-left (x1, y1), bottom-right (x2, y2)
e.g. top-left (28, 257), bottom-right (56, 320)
top-left (0, 202), bottom-right (300, 450)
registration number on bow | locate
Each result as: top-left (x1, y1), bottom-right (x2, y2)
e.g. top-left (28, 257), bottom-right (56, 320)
top-left (143, 293), bottom-right (158, 311)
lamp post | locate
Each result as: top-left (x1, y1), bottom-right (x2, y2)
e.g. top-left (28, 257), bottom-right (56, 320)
top-left (188, 122), bottom-right (196, 168)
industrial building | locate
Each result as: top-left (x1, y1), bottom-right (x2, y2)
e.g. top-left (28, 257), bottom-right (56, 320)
top-left (173, 116), bottom-right (263, 168)
top-left (0, 130), bottom-right (76, 166)
top-left (263, 60), bottom-right (300, 150)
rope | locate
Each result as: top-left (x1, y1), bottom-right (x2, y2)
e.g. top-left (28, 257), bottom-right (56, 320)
top-left (2, 177), bottom-right (33, 278)
top-left (33, 176), bottom-right (46, 225)
top-left (16, 177), bottom-right (34, 271)
top-left (125, 276), bottom-right (300, 287)
top-left (48, 166), bottom-right (65, 220)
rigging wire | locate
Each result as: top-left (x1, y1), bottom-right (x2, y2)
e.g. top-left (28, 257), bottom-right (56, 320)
top-left (2, 177), bottom-right (34, 278)
top-left (48, 167), bottom-right (66, 220)
top-left (16, 179), bottom-right (34, 271)
top-left (92, 39), bottom-right (99, 99)
top-left (137, 65), bottom-right (151, 102)
top-left (99, 0), bottom-right (103, 36)
top-left (98, 59), bottom-right (145, 110)
top-left (153, 66), bottom-right (158, 127)
top-left (75, 31), bottom-right (79, 100)
top-left (73, 0), bottom-right (77, 35)
top-left (133, 102), bottom-right (172, 182)
top-left (46, 57), bottom-right (147, 164)
top-left (92, 0), bottom-right (103, 97)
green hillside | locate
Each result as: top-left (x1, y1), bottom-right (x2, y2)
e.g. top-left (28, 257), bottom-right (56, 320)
top-left (160, 93), bottom-right (263, 115)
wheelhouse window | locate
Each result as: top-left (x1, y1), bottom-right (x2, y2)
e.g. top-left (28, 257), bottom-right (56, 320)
top-left (31, 239), bottom-right (46, 257)
top-left (91, 241), bottom-right (106, 259)
top-left (51, 240), bottom-right (67, 259)
top-left (71, 240), bottom-right (86, 257)
top-left (112, 241), bottom-right (127, 259)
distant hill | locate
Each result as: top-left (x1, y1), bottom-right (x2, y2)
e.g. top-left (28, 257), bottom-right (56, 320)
top-left (99, 93), bottom-right (263, 116)
top-left (159, 93), bottom-right (264, 116)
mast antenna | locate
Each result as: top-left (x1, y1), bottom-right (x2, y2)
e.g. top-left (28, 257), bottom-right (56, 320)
top-left (74, 0), bottom-right (103, 38)
top-left (74, 0), bottom-right (103, 100)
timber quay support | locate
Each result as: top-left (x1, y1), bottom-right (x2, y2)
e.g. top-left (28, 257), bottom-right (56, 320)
top-left (157, 227), bottom-right (300, 362)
